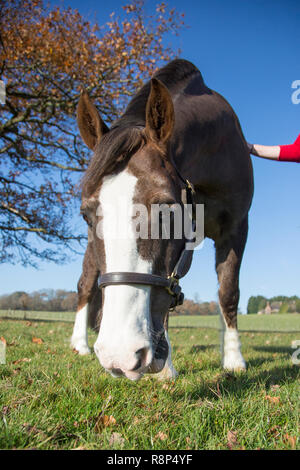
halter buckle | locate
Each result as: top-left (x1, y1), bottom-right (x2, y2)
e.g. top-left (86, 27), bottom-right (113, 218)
top-left (185, 179), bottom-right (195, 194)
top-left (166, 274), bottom-right (184, 309)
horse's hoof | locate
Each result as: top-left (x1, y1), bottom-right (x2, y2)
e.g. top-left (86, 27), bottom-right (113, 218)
top-left (223, 357), bottom-right (246, 372)
top-left (70, 338), bottom-right (91, 355)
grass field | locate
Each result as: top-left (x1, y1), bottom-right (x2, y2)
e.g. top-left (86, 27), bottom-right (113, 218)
top-left (0, 315), bottom-right (299, 450)
top-left (1, 310), bottom-right (300, 332)
top-left (170, 313), bottom-right (300, 332)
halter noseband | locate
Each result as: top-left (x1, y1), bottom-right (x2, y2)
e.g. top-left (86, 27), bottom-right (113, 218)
top-left (98, 168), bottom-right (196, 310)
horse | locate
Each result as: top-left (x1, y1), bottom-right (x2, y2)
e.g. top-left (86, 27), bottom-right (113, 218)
top-left (71, 59), bottom-right (253, 381)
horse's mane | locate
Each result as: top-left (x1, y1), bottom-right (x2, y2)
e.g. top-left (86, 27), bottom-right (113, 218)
top-left (81, 59), bottom-right (200, 198)
top-left (81, 125), bottom-right (145, 198)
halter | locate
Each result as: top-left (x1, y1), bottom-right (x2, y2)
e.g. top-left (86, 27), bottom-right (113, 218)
top-left (98, 165), bottom-right (197, 310)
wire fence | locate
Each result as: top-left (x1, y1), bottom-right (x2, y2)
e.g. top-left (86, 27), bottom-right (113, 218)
top-left (1, 310), bottom-right (300, 333)
top-left (0, 310), bottom-right (75, 323)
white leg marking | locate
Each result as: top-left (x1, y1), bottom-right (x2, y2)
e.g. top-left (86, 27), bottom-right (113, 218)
top-left (156, 330), bottom-right (178, 380)
top-left (94, 170), bottom-right (153, 375)
top-left (71, 304), bottom-right (91, 355)
top-left (222, 328), bottom-right (246, 371)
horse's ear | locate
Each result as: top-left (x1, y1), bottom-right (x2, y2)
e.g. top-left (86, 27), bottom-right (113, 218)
top-left (145, 78), bottom-right (175, 146)
top-left (77, 90), bottom-right (109, 150)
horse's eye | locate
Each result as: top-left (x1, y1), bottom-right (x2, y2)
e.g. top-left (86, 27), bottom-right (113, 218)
top-left (82, 212), bottom-right (93, 227)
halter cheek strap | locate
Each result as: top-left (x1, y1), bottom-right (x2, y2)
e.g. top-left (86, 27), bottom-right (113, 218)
top-left (98, 171), bottom-right (196, 310)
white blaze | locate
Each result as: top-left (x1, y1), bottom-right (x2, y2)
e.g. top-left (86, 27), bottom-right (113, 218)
top-left (94, 170), bottom-right (153, 374)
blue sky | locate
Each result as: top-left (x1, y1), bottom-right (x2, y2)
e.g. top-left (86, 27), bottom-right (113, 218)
top-left (1, 0), bottom-right (300, 313)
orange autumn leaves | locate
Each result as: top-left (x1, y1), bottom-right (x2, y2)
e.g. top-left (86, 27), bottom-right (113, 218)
top-left (1, 0), bottom-right (185, 120)
top-left (32, 336), bottom-right (44, 345)
top-left (0, 0), bottom-right (184, 265)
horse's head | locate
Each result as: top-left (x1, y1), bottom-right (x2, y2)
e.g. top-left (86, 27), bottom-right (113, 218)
top-left (77, 79), bottom-right (191, 380)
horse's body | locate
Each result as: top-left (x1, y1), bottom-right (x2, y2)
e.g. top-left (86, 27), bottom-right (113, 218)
top-left (71, 59), bottom-right (253, 379)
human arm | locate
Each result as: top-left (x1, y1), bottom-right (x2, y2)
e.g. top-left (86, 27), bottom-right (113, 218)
top-left (247, 134), bottom-right (300, 162)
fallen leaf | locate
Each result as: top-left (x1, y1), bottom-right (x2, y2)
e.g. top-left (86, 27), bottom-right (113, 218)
top-left (95, 414), bottom-right (116, 433)
top-left (267, 425), bottom-right (280, 439)
top-left (227, 430), bottom-right (238, 450)
top-left (155, 431), bottom-right (168, 441)
top-left (265, 395), bottom-right (280, 404)
top-left (162, 382), bottom-right (175, 392)
top-left (133, 416), bottom-right (140, 425)
top-left (13, 358), bottom-right (31, 365)
top-left (22, 423), bottom-right (39, 435)
top-left (32, 337), bottom-right (43, 344)
top-left (0, 336), bottom-right (7, 346)
top-left (109, 432), bottom-right (125, 447)
top-left (1, 406), bottom-right (10, 416)
top-left (283, 433), bottom-right (296, 449)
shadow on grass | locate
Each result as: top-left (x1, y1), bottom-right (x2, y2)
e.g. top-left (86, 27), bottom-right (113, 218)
top-left (252, 345), bottom-right (292, 354)
top-left (189, 344), bottom-right (217, 353)
top-left (175, 362), bottom-right (299, 403)
top-left (172, 336), bottom-right (299, 402)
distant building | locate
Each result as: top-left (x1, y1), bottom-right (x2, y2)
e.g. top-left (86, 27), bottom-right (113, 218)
top-left (264, 301), bottom-right (272, 315)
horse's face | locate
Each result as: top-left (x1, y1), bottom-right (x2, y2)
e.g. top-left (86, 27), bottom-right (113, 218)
top-left (77, 79), bottom-right (185, 380)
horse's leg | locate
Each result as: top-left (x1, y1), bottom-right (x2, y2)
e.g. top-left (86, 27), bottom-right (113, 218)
top-left (71, 241), bottom-right (99, 355)
top-left (156, 313), bottom-right (178, 380)
top-left (215, 217), bottom-right (248, 371)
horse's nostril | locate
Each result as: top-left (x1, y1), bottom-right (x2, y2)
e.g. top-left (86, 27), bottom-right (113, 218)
top-left (131, 347), bottom-right (149, 371)
top-left (131, 358), bottom-right (142, 371)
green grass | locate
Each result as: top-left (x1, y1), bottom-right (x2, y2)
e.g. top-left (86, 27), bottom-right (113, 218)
top-left (169, 313), bottom-right (300, 332)
top-left (1, 310), bottom-right (300, 332)
top-left (0, 317), bottom-right (299, 450)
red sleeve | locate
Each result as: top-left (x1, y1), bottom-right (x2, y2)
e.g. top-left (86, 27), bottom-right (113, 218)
top-left (279, 134), bottom-right (300, 162)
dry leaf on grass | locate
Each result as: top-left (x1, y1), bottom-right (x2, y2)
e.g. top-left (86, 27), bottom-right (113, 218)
top-left (32, 337), bottom-right (43, 344)
top-left (267, 426), bottom-right (281, 439)
top-left (227, 430), bottom-right (238, 450)
top-left (265, 395), bottom-right (280, 404)
top-left (1, 406), bottom-right (11, 416)
top-left (109, 432), bottom-right (125, 447)
top-left (155, 431), bottom-right (168, 441)
top-left (13, 358), bottom-right (31, 365)
top-left (283, 433), bottom-right (296, 449)
top-left (162, 380), bottom-right (176, 392)
top-left (95, 414), bottom-right (116, 433)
